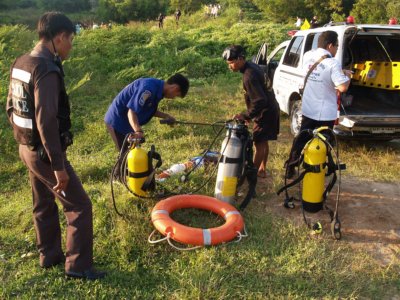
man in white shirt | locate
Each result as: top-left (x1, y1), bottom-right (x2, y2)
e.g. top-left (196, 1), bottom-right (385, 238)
top-left (286, 30), bottom-right (351, 178)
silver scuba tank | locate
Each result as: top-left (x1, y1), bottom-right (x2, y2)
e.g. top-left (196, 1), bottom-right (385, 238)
top-left (215, 124), bottom-right (242, 203)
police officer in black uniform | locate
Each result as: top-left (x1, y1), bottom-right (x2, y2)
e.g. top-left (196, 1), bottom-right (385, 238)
top-left (6, 12), bottom-right (105, 280)
top-left (223, 45), bottom-right (280, 178)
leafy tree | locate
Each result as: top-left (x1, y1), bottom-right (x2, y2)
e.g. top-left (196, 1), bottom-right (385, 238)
top-left (0, 0), bottom-right (35, 9)
top-left (351, 0), bottom-right (388, 24)
top-left (0, 0), bottom-right (13, 8)
top-left (169, 0), bottom-right (203, 14)
top-left (251, 0), bottom-right (311, 23)
top-left (89, 0), bottom-right (98, 9)
top-left (251, 0), bottom-right (356, 24)
top-left (304, 0), bottom-right (331, 23)
top-left (97, 0), bottom-right (168, 23)
top-left (385, 2), bottom-right (400, 22)
top-left (342, 0), bottom-right (354, 17)
top-left (303, 0), bottom-right (357, 23)
top-left (36, 0), bottom-right (91, 13)
top-left (217, 0), bottom-right (245, 7)
top-left (96, 0), bottom-right (122, 22)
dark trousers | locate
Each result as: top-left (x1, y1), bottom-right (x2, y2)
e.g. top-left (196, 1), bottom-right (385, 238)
top-left (19, 145), bottom-right (93, 272)
top-left (289, 115), bottom-right (335, 165)
top-left (106, 124), bottom-right (130, 178)
top-left (105, 123), bottom-right (126, 151)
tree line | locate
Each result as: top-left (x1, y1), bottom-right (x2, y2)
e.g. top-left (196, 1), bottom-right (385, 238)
top-left (251, 0), bottom-right (398, 24)
top-left (0, 0), bottom-right (398, 25)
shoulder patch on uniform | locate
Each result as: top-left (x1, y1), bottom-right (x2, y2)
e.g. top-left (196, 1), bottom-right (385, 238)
top-left (139, 90), bottom-right (152, 106)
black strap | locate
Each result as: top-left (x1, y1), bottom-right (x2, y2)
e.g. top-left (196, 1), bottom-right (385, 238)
top-left (277, 170), bottom-right (308, 196)
top-left (141, 145), bottom-right (162, 192)
top-left (325, 149), bottom-right (336, 176)
top-left (302, 55), bottom-right (329, 93)
top-left (219, 155), bottom-right (242, 164)
top-left (303, 161), bottom-right (327, 173)
top-left (237, 130), bottom-right (258, 210)
top-left (239, 166), bottom-right (257, 210)
top-left (323, 172), bottom-right (337, 202)
top-left (128, 170), bottom-right (152, 178)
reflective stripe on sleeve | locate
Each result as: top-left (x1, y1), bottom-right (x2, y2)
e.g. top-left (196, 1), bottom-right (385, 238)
top-left (13, 113), bottom-right (32, 129)
top-left (12, 68), bottom-right (31, 83)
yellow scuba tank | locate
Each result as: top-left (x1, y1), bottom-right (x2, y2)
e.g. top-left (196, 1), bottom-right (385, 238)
top-left (127, 145), bottom-right (149, 197)
top-left (302, 136), bottom-right (327, 212)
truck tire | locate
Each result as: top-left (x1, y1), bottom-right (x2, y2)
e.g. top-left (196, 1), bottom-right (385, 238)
top-left (289, 100), bottom-right (302, 136)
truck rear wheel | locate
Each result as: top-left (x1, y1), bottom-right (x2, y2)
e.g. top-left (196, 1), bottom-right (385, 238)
top-left (290, 100), bottom-right (302, 136)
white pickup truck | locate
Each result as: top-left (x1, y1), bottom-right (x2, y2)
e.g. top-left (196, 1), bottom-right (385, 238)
top-left (255, 23), bottom-right (400, 140)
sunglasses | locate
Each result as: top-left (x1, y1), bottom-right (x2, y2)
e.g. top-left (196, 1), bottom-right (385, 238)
top-left (222, 48), bottom-right (244, 61)
top-left (222, 48), bottom-right (236, 60)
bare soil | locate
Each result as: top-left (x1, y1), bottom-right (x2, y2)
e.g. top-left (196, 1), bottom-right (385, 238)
top-left (259, 175), bottom-right (400, 266)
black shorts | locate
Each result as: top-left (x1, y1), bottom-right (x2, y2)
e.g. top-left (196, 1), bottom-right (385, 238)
top-left (252, 106), bottom-right (280, 143)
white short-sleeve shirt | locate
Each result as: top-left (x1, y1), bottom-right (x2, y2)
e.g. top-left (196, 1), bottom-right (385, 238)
top-left (302, 48), bottom-right (349, 121)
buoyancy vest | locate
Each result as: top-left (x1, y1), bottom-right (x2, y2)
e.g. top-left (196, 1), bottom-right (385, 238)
top-left (6, 53), bottom-right (71, 150)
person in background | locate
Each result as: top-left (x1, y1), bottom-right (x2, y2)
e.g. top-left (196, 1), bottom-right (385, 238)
top-left (222, 45), bottom-right (280, 178)
top-left (175, 9), bottom-right (182, 25)
top-left (75, 23), bottom-right (81, 34)
top-left (295, 16), bottom-right (302, 28)
top-left (6, 12), bottom-right (105, 280)
top-left (310, 16), bottom-right (319, 28)
top-left (158, 13), bottom-right (165, 29)
top-left (285, 31), bottom-right (351, 178)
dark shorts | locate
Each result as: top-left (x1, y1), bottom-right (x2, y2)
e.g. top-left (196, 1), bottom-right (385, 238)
top-left (252, 106), bottom-right (280, 143)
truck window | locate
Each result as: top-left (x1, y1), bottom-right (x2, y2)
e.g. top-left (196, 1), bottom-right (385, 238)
top-left (304, 33), bottom-right (320, 52)
top-left (351, 35), bottom-right (400, 62)
top-left (282, 36), bottom-right (304, 67)
top-left (268, 47), bottom-right (287, 81)
top-left (270, 47), bottom-right (286, 64)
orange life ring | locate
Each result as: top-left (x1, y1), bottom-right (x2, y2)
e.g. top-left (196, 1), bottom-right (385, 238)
top-left (151, 194), bottom-right (244, 246)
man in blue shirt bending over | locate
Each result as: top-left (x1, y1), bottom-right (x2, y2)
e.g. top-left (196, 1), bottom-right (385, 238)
top-left (104, 73), bottom-right (189, 151)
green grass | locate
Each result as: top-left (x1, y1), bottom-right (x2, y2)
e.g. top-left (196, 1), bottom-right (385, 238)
top-left (1, 15), bottom-right (400, 299)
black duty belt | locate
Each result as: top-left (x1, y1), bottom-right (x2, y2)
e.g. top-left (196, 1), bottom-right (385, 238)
top-left (220, 155), bottom-right (241, 164)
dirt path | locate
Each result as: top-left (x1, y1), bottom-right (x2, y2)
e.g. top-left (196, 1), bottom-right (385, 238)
top-left (259, 176), bottom-right (400, 266)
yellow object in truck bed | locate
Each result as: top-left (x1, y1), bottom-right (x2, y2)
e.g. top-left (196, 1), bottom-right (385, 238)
top-left (351, 61), bottom-right (400, 90)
